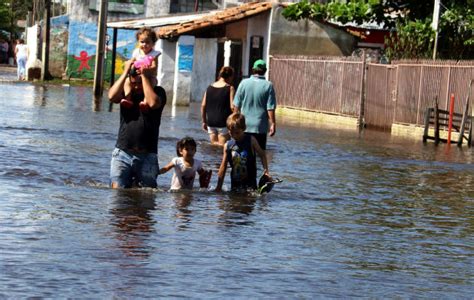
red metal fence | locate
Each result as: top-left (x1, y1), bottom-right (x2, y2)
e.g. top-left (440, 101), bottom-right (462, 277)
top-left (270, 56), bottom-right (363, 116)
top-left (270, 55), bottom-right (474, 131)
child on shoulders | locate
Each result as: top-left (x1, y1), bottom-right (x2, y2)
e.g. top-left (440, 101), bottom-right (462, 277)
top-left (216, 112), bottom-right (271, 192)
top-left (121, 27), bottom-right (161, 112)
top-left (160, 137), bottom-right (212, 190)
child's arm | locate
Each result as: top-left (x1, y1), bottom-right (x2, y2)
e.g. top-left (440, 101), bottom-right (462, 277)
top-left (159, 160), bottom-right (174, 175)
top-left (215, 144), bottom-right (229, 192)
top-left (151, 56), bottom-right (158, 73)
top-left (251, 136), bottom-right (270, 177)
top-left (197, 165), bottom-right (212, 189)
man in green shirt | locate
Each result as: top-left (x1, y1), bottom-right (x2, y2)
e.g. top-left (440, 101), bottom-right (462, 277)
top-left (233, 59), bottom-right (277, 150)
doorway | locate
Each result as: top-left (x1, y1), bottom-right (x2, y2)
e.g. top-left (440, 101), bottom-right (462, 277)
top-left (216, 39), bottom-right (243, 88)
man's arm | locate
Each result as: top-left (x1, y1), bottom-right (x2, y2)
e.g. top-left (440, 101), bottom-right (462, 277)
top-left (140, 67), bottom-right (161, 109)
top-left (267, 83), bottom-right (277, 136)
top-left (233, 83), bottom-right (243, 113)
top-left (108, 59), bottom-right (134, 103)
top-left (268, 109), bottom-right (276, 137)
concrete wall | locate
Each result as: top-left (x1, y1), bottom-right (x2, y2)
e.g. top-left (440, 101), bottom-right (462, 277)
top-left (49, 15), bottom-right (69, 78)
top-left (159, 39), bottom-right (176, 100)
top-left (245, 11), bottom-right (271, 77)
top-left (191, 38), bottom-right (217, 102)
top-left (270, 6), bottom-right (355, 56)
top-left (173, 35), bottom-right (195, 106)
top-left (66, 0), bottom-right (170, 22)
top-left (26, 25), bottom-right (40, 80)
top-left (66, 21), bottom-right (136, 80)
top-left (62, 0), bottom-right (169, 80)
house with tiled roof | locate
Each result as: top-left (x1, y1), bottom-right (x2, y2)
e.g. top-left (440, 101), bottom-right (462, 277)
top-left (27, 0), bottom-right (361, 104)
top-left (107, 1), bottom-right (359, 105)
top-left (108, 1), bottom-right (274, 105)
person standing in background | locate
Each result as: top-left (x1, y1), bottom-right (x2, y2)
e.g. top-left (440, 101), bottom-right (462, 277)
top-left (0, 38), bottom-right (8, 64)
top-left (233, 59), bottom-right (276, 150)
top-left (14, 39), bottom-right (28, 80)
top-left (201, 66), bottom-right (235, 146)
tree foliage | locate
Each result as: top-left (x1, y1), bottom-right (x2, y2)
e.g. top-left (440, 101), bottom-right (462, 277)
top-left (282, 0), bottom-right (474, 59)
top-left (0, 0), bottom-right (33, 39)
top-left (384, 20), bottom-right (434, 59)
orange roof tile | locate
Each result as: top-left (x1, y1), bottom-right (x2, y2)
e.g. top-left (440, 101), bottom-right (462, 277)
top-left (158, 1), bottom-right (273, 39)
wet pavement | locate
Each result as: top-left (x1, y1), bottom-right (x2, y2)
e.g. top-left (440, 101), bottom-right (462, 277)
top-left (0, 64), bottom-right (18, 82)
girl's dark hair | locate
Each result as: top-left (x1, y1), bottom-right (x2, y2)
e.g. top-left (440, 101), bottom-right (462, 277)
top-left (219, 66), bottom-right (234, 80)
top-left (176, 137), bottom-right (197, 156)
top-left (136, 27), bottom-right (158, 43)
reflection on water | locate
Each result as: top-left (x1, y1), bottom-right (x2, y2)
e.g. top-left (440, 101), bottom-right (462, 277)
top-left (0, 83), bottom-right (473, 298)
top-left (109, 189), bottom-right (157, 259)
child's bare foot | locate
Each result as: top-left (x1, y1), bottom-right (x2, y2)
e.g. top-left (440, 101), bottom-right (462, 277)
top-left (120, 99), bottom-right (133, 109)
top-left (139, 101), bottom-right (150, 112)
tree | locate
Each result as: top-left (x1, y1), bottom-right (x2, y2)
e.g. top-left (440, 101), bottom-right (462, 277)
top-left (282, 0), bottom-right (474, 59)
top-left (0, 0), bottom-right (33, 39)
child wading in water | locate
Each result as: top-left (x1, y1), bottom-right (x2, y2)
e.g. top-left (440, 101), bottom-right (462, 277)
top-left (216, 112), bottom-right (271, 192)
top-left (121, 27), bottom-right (161, 111)
top-left (160, 137), bottom-right (212, 190)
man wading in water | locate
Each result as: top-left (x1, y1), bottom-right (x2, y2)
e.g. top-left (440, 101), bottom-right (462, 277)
top-left (108, 58), bottom-right (166, 188)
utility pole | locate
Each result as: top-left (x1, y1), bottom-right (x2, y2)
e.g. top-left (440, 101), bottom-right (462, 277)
top-left (432, 0), bottom-right (440, 60)
top-left (41, 0), bottom-right (52, 80)
top-left (93, 0), bottom-right (109, 98)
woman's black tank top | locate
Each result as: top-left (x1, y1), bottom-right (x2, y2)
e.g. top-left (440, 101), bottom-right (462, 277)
top-left (205, 85), bottom-right (232, 128)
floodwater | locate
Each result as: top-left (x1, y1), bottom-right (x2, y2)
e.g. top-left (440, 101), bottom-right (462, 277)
top-left (0, 82), bottom-right (473, 298)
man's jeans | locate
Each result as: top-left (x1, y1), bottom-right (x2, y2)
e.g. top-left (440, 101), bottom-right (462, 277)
top-left (110, 148), bottom-right (159, 188)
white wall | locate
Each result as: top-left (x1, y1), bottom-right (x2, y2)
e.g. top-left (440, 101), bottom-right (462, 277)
top-left (26, 25), bottom-right (39, 66)
top-left (191, 38), bottom-right (217, 102)
top-left (66, 0), bottom-right (170, 22)
top-left (159, 39), bottom-right (176, 100)
top-left (245, 11), bottom-right (271, 76)
top-left (173, 35), bottom-right (195, 106)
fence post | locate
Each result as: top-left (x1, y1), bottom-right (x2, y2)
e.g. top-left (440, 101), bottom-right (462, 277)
top-left (357, 50), bottom-right (367, 130)
top-left (447, 93), bottom-right (455, 145)
top-left (435, 96), bottom-right (440, 144)
top-left (416, 65), bottom-right (424, 124)
top-left (458, 98), bottom-right (470, 146)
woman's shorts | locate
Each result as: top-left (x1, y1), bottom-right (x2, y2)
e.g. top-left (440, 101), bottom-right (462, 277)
top-left (207, 126), bottom-right (229, 136)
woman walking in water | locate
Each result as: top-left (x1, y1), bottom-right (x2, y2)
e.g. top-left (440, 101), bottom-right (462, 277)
top-left (201, 66), bottom-right (235, 146)
top-left (14, 39), bottom-right (28, 80)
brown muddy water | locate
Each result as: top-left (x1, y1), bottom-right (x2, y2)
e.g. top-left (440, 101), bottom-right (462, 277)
top-left (0, 83), bottom-right (473, 298)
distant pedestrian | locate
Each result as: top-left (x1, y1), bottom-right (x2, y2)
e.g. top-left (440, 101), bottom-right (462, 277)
top-left (233, 59), bottom-right (276, 150)
top-left (14, 39), bottom-right (28, 80)
top-left (201, 66), bottom-right (235, 146)
top-left (0, 38), bottom-right (8, 64)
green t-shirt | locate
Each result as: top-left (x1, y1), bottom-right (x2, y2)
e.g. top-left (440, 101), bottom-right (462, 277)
top-left (233, 75), bottom-right (277, 134)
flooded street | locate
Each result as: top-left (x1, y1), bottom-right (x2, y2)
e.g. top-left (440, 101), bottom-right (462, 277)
top-left (0, 82), bottom-right (473, 298)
